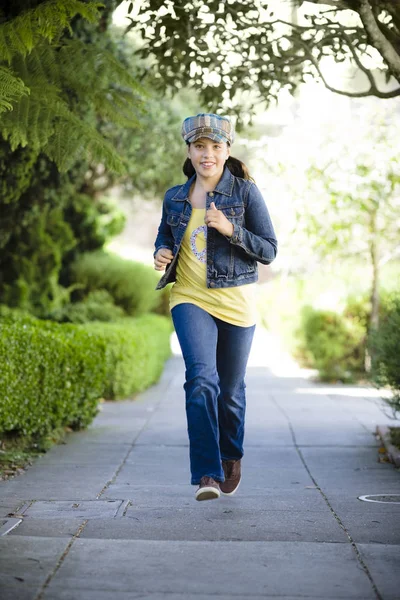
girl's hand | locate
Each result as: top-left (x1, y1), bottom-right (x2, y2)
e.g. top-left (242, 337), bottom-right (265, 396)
top-left (154, 248), bottom-right (174, 271)
top-left (205, 202), bottom-right (234, 238)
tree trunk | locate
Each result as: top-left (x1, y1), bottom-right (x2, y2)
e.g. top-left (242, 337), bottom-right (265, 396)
top-left (358, 0), bottom-right (400, 83)
top-left (369, 209), bottom-right (380, 332)
top-left (365, 209), bottom-right (379, 373)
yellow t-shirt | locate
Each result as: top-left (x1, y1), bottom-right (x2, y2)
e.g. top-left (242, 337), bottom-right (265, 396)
top-left (170, 208), bottom-right (256, 327)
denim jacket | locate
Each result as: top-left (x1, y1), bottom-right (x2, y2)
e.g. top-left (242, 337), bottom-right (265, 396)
top-left (154, 166), bottom-right (277, 290)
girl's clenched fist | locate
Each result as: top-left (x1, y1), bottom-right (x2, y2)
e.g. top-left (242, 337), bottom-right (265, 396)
top-left (204, 202), bottom-right (234, 238)
top-left (154, 247), bottom-right (174, 271)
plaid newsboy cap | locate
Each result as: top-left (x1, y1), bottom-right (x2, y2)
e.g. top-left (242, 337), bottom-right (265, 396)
top-left (181, 113), bottom-right (235, 145)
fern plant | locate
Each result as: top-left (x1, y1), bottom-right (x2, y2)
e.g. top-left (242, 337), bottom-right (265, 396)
top-left (0, 0), bottom-right (102, 109)
top-left (0, 65), bottom-right (30, 112)
top-left (0, 0), bottom-right (146, 173)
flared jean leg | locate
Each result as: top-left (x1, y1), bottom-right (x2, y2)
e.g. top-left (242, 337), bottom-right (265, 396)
top-left (171, 303), bottom-right (224, 485)
top-left (216, 317), bottom-right (255, 461)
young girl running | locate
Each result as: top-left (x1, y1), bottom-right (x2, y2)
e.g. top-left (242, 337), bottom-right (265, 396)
top-left (154, 113), bottom-right (277, 500)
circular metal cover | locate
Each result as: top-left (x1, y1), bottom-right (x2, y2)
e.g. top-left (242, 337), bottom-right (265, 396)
top-left (358, 494), bottom-right (400, 504)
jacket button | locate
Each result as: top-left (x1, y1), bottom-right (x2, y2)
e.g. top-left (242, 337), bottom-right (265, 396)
top-left (209, 192), bottom-right (214, 197)
top-left (209, 281), bottom-right (216, 287)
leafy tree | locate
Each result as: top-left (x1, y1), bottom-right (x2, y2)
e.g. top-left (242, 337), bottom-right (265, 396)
top-left (82, 86), bottom-right (197, 199)
top-left (0, 142), bottom-right (125, 314)
top-left (292, 104), bottom-right (400, 332)
top-left (126, 0), bottom-right (400, 118)
top-left (0, 0), bottom-right (191, 315)
top-left (0, 0), bottom-right (145, 172)
top-left (0, 1), bottom-right (132, 314)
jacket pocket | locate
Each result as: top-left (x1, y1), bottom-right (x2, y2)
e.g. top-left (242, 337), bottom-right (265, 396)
top-left (220, 205), bottom-right (244, 219)
top-left (167, 213), bottom-right (181, 227)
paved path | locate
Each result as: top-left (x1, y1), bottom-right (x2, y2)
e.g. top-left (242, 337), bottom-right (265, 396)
top-left (1, 330), bottom-right (400, 600)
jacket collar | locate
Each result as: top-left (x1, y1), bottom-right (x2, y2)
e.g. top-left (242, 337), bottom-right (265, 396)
top-left (172, 166), bottom-right (234, 201)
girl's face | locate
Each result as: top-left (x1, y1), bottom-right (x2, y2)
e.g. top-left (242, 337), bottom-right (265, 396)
top-left (188, 137), bottom-right (230, 179)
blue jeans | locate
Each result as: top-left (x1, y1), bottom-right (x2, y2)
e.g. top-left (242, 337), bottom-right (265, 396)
top-left (171, 303), bottom-right (255, 485)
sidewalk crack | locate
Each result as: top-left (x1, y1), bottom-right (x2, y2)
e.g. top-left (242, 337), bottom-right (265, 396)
top-left (34, 519), bottom-right (88, 600)
top-left (271, 394), bottom-right (384, 600)
top-left (96, 364), bottom-right (177, 500)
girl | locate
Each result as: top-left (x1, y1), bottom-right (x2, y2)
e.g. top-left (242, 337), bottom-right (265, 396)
top-left (154, 113), bottom-right (277, 501)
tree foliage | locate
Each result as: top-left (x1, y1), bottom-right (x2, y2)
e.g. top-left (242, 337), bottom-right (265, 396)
top-left (0, 0), bottom-right (191, 315)
top-left (0, 0), bottom-right (134, 314)
top-left (0, 0), bottom-right (145, 172)
top-left (291, 103), bottom-right (400, 329)
top-left (83, 86), bottom-right (198, 199)
top-left (0, 141), bottom-right (125, 315)
top-left (127, 0), bottom-right (400, 118)
top-left (0, 0), bottom-right (101, 110)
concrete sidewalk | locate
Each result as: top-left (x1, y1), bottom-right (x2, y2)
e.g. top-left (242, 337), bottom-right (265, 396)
top-left (1, 331), bottom-right (400, 600)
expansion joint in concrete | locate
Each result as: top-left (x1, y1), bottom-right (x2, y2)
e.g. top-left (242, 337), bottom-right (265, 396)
top-left (271, 395), bottom-right (384, 600)
top-left (33, 519), bottom-right (88, 600)
top-left (96, 368), bottom-right (176, 500)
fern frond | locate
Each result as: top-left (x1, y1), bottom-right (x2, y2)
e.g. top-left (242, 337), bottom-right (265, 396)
top-left (43, 101), bottom-right (127, 173)
top-left (56, 39), bottom-right (147, 121)
top-left (0, 31), bottom-right (147, 173)
top-left (0, 0), bottom-right (103, 63)
top-left (0, 65), bottom-right (30, 114)
top-left (1, 86), bottom-right (125, 173)
top-left (94, 90), bottom-right (143, 128)
top-left (0, 50), bottom-right (60, 147)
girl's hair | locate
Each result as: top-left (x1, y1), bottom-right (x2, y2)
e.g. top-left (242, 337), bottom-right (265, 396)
top-left (183, 155), bottom-right (254, 181)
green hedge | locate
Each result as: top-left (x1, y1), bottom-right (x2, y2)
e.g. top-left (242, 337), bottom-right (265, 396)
top-left (1, 318), bottom-right (105, 438)
top-left (0, 312), bottom-right (172, 439)
top-left (299, 306), bottom-right (365, 382)
top-left (70, 251), bottom-right (162, 316)
top-left (87, 315), bottom-right (172, 400)
top-left (370, 295), bottom-right (400, 415)
top-left (49, 289), bottom-right (127, 323)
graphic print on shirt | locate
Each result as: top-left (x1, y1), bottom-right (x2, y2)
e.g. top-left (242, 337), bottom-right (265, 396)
top-left (190, 225), bottom-right (207, 263)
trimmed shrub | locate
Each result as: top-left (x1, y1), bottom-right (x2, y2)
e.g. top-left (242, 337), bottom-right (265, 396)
top-left (49, 290), bottom-right (126, 323)
top-left (369, 295), bottom-right (400, 416)
top-left (0, 319), bottom-right (106, 438)
top-left (0, 312), bottom-right (172, 440)
top-left (70, 251), bottom-right (161, 316)
top-left (85, 314), bottom-right (172, 399)
top-left (299, 306), bottom-right (365, 381)
top-left (153, 283), bottom-right (172, 317)
top-left (0, 304), bottom-right (39, 325)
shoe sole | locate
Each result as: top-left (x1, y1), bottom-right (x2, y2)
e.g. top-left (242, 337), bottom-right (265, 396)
top-left (220, 476), bottom-right (241, 496)
top-left (195, 486), bottom-right (220, 501)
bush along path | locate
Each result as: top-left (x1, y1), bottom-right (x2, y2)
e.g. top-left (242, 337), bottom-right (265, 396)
top-left (0, 309), bottom-right (172, 478)
top-left (0, 332), bottom-right (399, 600)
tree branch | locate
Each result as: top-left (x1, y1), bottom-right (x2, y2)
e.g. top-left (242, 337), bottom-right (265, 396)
top-left (341, 29), bottom-right (379, 88)
top-left (298, 37), bottom-right (400, 97)
top-left (271, 18), bottom-right (358, 34)
top-left (358, 0), bottom-right (400, 81)
top-left (297, 0), bottom-right (352, 9)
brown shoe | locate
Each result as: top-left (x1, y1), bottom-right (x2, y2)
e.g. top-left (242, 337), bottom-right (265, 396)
top-left (220, 459), bottom-right (241, 495)
top-left (195, 476), bottom-right (221, 501)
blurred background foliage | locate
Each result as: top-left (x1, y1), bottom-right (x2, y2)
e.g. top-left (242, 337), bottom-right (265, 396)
top-left (130, 0), bottom-right (400, 122)
top-left (0, 0), bottom-right (193, 317)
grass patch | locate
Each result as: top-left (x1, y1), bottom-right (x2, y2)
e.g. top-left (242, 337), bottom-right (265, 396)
top-left (0, 426), bottom-right (70, 480)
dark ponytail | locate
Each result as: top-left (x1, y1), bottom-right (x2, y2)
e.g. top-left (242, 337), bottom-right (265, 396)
top-left (183, 156), bottom-right (254, 181)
